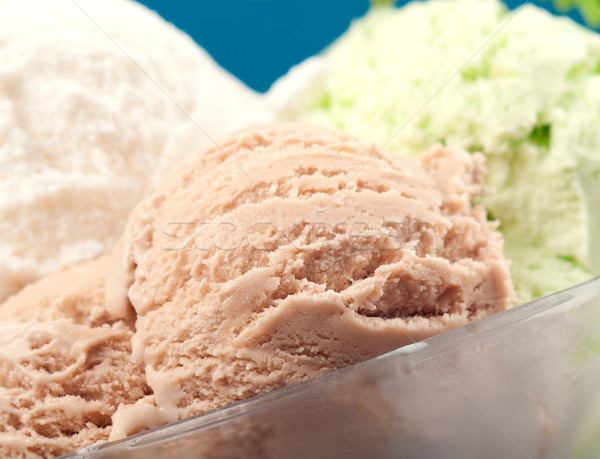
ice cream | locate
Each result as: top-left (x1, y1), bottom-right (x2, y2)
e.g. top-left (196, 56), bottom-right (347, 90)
top-left (0, 320), bottom-right (147, 459)
top-left (0, 0), bottom-right (269, 302)
top-left (268, 0), bottom-right (600, 302)
top-left (552, 0), bottom-right (600, 26)
top-left (0, 258), bottom-right (149, 458)
top-left (0, 257), bottom-right (115, 327)
top-left (105, 124), bottom-right (515, 431)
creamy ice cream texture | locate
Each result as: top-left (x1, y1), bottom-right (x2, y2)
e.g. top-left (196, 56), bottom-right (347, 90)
top-left (0, 124), bottom-right (514, 456)
top-left (268, 0), bottom-right (600, 302)
top-left (0, 0), bottom-right (269, 302)
top-left (0, 257), bottom-right (149, 458)
top-left (0, 0), bottom-right (587, 454)
top-left (105, 124), bottom-right (514, 431)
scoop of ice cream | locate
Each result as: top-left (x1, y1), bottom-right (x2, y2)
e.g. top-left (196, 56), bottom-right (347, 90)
top-left (0, 0), bottom-right (270, 302)
top-left (268, 0), bottom-right (600, 302)
top-left (0, 257), bottom-right (149, 457)
top-left (107, 124), bottom-right (515, 427)
top-left (554, 0), bottom-right (600, 26)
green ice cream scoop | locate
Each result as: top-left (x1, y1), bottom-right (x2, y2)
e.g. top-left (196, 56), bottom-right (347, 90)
top-left (269, 0), bottom-right (600, 303)
top-left (548, 0), bottom-right (600, 27)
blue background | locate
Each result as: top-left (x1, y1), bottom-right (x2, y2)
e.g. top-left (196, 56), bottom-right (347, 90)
top-left (138, 0), bottom-right (591, 93)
